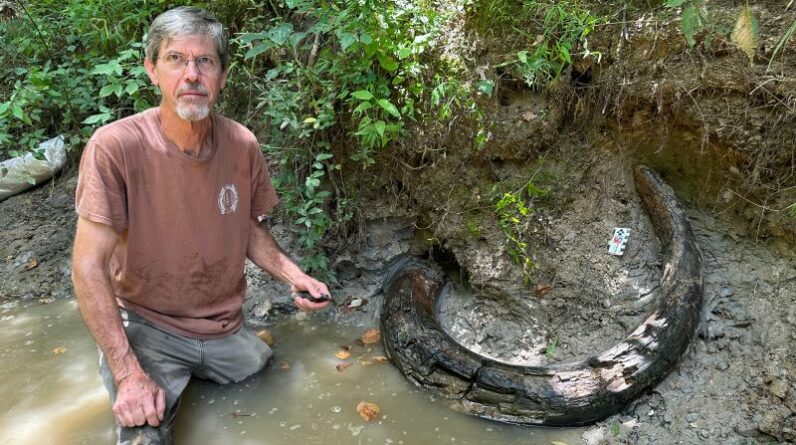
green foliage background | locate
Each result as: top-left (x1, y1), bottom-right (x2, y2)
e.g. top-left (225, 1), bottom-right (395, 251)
top-left (0, 0), bottom-right (608, 279)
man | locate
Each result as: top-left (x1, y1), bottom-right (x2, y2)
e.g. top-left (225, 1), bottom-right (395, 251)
top-left (71, 6), bottom-right (331, 444)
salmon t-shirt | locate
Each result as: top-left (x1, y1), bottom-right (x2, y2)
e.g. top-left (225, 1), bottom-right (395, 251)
top-left (75, 108), bottom-right (278, 339)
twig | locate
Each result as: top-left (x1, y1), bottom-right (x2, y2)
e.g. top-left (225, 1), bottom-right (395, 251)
top-left (307, 33), bottom-right (320, 68)
top-left (730, 189), bottom-right (795, 213)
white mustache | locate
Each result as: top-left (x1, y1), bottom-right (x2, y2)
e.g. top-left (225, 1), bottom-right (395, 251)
top-left (177, 84), bottom-right (209, 97)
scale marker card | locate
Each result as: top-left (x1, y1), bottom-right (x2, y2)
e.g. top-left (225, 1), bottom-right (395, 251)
top-left (608, 228), bottom-right (630, 256)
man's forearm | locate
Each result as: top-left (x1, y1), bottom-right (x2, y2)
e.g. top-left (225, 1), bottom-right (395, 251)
top-left (246, 221), bottom-right (306, 285)
top-left (72, 265), bottom-right (144, 384)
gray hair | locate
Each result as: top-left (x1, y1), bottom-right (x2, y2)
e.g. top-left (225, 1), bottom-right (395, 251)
top-left (145, 6), bottom-right (229, 70)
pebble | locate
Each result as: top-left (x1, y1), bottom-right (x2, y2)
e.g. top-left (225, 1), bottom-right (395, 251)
top-left (686, 413), bottom-right (698, 422)
top-left (719, 287), bottom-right (734, 298)
top-left (716, 361), bottom-right (730, 371)
top-left (769, 378), bottom-right (789, 399)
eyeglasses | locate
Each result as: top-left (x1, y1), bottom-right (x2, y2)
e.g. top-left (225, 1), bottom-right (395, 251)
top-left (155, 53), bottom-right (222, 74)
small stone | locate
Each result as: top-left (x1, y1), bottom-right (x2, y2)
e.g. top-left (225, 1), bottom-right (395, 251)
top-left (716, 361), bottom-right (730, 371)
top-left (759, 406), bottom-right (792, 437)
top-left (686, 413), bottom-right (699, 422)
top-left (735, 427), bottom-right (760, 437)
top-left (699, 430), bottom-right (710, 439)
top-left (769, 378), bottom-right (789, 399)
top-left (719, 287), bottom-right (734, 298)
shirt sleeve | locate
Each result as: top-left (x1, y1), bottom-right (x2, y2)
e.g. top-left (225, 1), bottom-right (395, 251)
top-left (250, 146), bottom-right (278, 220)
top-left (75, 132), bottom-right (129, 233)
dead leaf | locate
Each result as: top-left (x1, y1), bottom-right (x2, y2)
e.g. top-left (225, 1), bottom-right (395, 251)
top-left (356, 401), bottom-right (380, 422)
top-left (52, 347), bottom-right (67, 354)
top-left (279, 361), bottom-right (291, 371)
top-left (26, 258), bottom-right (38, 270)
top-left (256, 329), bottom-right (274, 346)
top-left (372, 355), bottom-right (389, 364)
top-left (360, 329), bottom-right (380, 345)
top-left (534, 284), bottom-right (554, 297)
top-left (38, 297), bottom-right (55, 304)
top-left (336, 362), bottom-right (353, 372)
top-left (550, 441), bottom-right (569, 445)
top-left (360, 360), bottom-right (374, 366)
top-left (731, 5), bottom-right (758, 62)
top-left (335, 350), bottom-right (351, 360)
top-left (521, 111), bottom-right (537, 121)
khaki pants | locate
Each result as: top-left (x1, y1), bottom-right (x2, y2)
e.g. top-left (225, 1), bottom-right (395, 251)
top-left (99, 309), bottom-right (273, 445)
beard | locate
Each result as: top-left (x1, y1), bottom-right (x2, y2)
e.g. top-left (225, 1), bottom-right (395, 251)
top-left (175, 84), bottom-right (211, 121)
top-left (176, 100), bottom-right (210, 121)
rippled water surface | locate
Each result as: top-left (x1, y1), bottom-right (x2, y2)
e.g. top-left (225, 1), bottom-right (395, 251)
top-left (0, 298), bottom-right (583, 444)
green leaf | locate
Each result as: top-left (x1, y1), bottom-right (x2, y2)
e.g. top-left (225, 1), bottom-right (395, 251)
top-left (559, 45), bottom-right (571, 63)
top-left (83, 113), bottom-right (110, 124)
top-left (237, 32), bottom-right (268, 45)
top-left (682, 5), bottom-right (701, 47)
top-left (517, 51), bottom-right (528, 65)
top-left (397, 47), bottom-right (412, 59)
top-left (289, 31), bottom-right (307, 48)
top-left (0, 102), bottom-right (9, 115)
top-left (265, 68), bottom-right (280, 81)
top-left (378, 54), bottom-right (399, 72)
top-left (124, 82), bottom-right (140, 95)
top-left (338, 32), bottom-right (357, 51)
top-left (377, 99), bottom-right (401, 118)
top-left (664, 0), bottom-right (687, 7)
top-left (353, 101), bottom-right (373, 114)
top-left (475, 79), bottom-right (494, 97)
top-left (351, 90), bottom-right (374, 101)
top-left (268, 23), bottom-right (294, 45)
top-left (93, 60), bottom-right (123, 76)
top-left (305, 177), bottom-right (320, 188)
top-left (99, 84), bottom-right (116, 98)
top-left (316, 152), bottom-right (333, 161)
top-left (12, 104), bottom-right (23, 120)
top-left (303, 117), bottom-right (318, 124)
top-left (374, 120), bottom-right (386, 137)
top-left (245, 42), bottom-right (272, 60)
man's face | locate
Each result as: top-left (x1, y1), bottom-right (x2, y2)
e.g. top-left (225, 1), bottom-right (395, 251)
top-left (144, 35), bottom-right (227, 122)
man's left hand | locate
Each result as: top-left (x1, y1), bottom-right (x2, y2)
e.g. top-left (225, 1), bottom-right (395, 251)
top-left (291, 275), bottom-right (332, 311)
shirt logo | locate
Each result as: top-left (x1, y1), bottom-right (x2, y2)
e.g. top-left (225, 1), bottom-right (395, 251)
top-left (218, 184), bottom-right (239, 215)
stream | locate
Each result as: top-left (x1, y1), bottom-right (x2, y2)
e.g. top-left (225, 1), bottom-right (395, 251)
top-left (0, 297), bottom-right (584, 445)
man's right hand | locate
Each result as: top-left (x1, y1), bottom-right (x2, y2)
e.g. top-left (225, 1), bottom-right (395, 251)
top-left (112, 371), bottom-right (166, 427)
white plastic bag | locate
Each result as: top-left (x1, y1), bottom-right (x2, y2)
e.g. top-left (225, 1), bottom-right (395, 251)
top-left (0, 135), bottom-right (66, 202)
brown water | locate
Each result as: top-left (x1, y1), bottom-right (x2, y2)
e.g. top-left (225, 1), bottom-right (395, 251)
top-left (0, 298), bottom-right (584, 445)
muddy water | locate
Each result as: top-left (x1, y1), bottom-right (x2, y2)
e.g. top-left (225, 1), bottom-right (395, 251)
top-left (0, 298), bottom-right (583, 445)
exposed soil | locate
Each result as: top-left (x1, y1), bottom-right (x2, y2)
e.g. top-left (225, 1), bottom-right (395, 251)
top-left (2, 1), bottom-right (796, 443)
